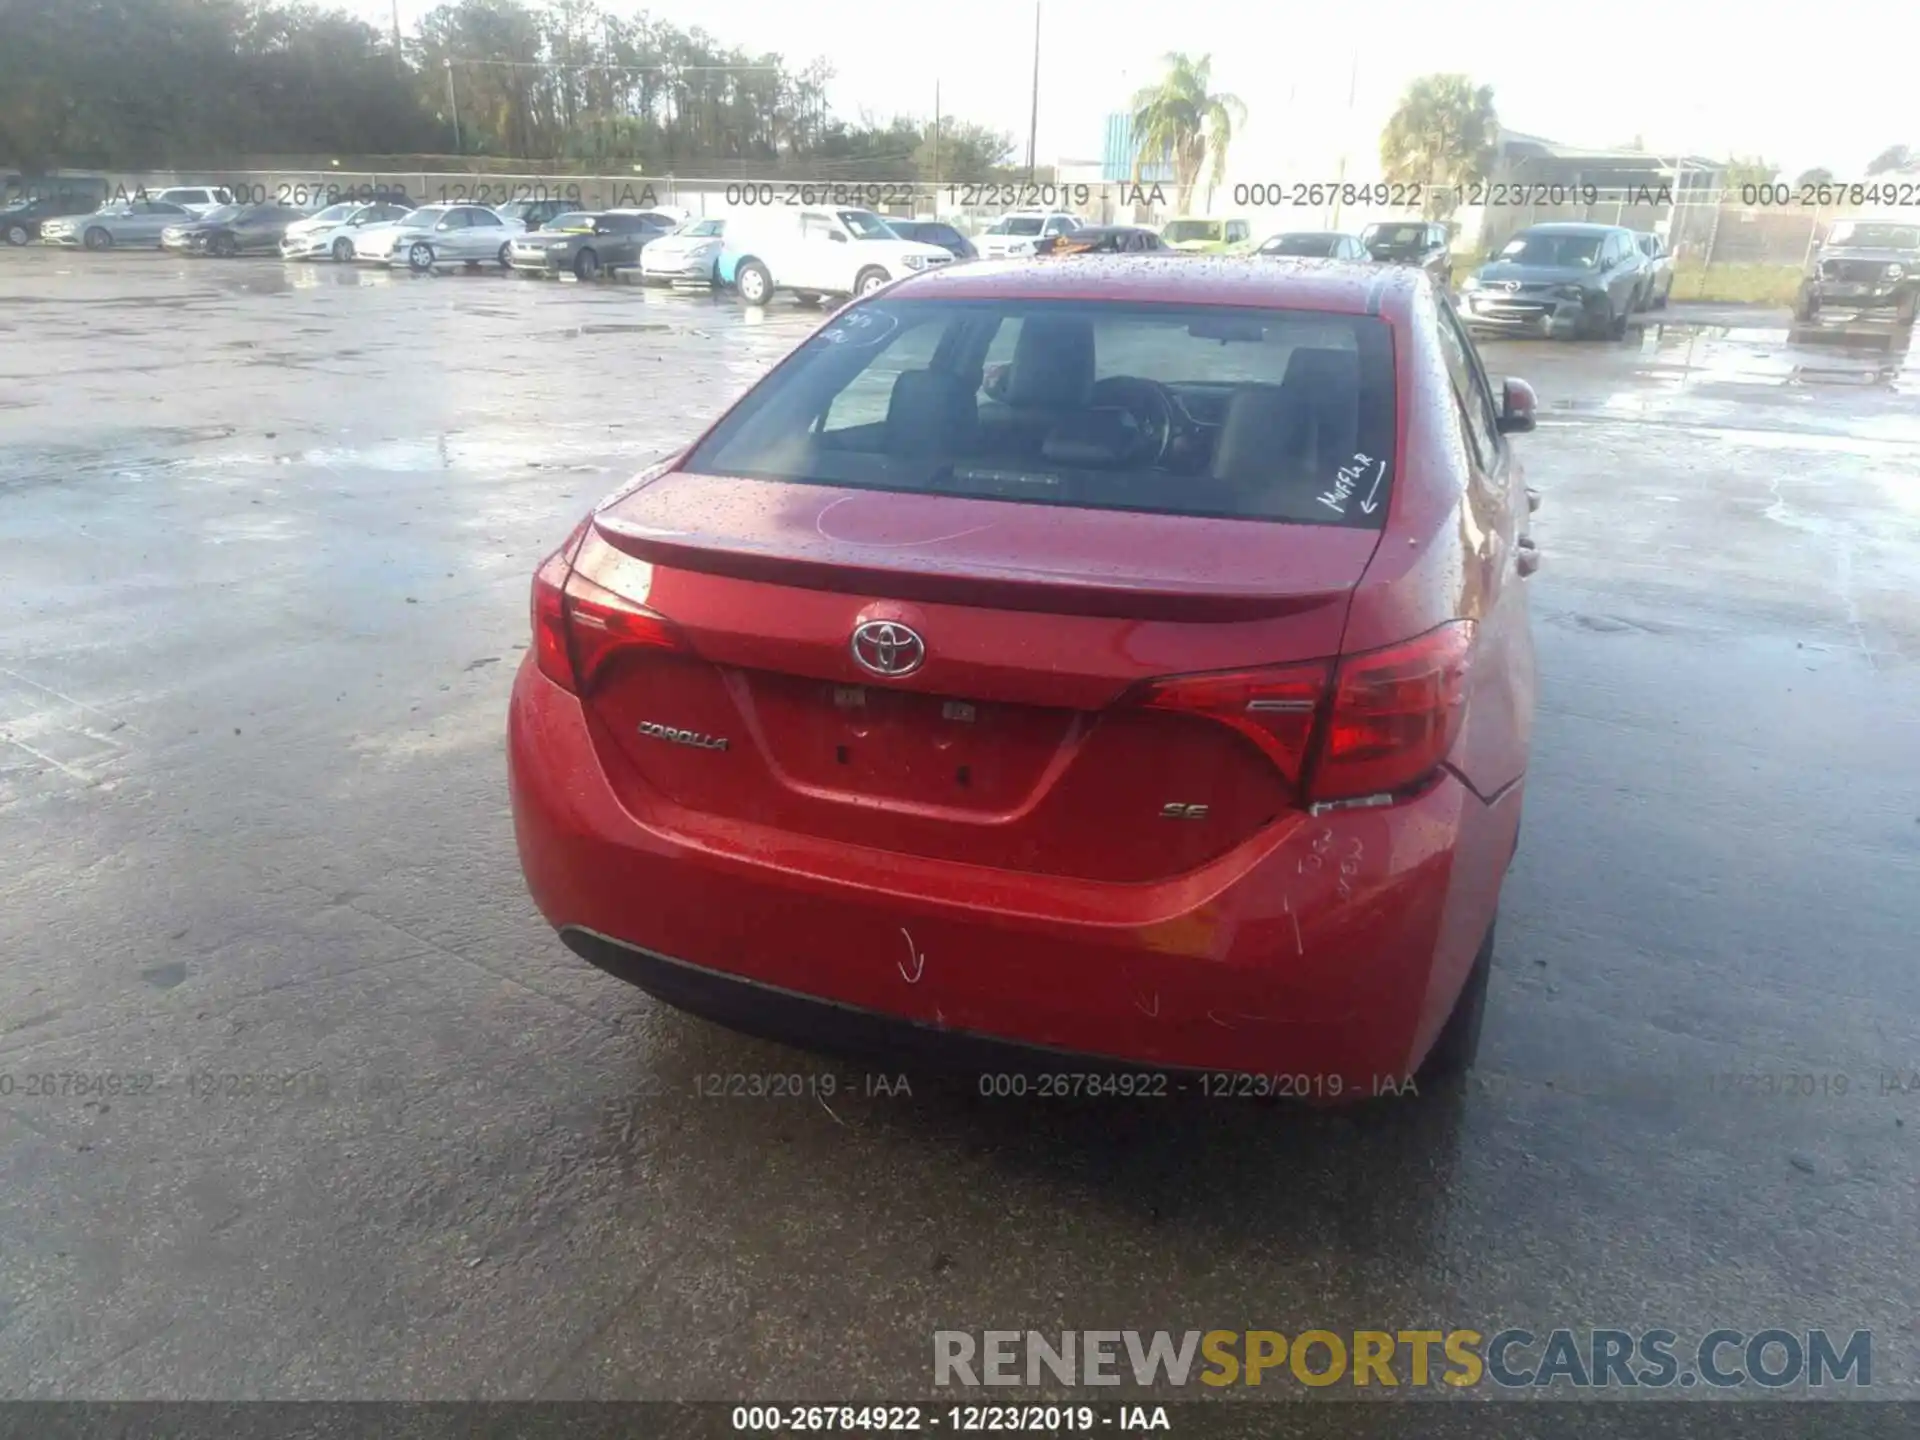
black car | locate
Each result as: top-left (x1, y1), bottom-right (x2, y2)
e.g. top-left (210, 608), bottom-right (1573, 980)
top-left (1361, 220), bottom-right (1454, 287)
top-left (1036, 225), bottom-right (1167, 255)
top-left (1460, 223), bottom-right (1650, 340)
top-left (1, 192), bottom-right (103, 246)
top-left (1257, 230), bottom-right (1371, 260)
top-left (886, 220), bottom-right (977, 260)
top-left (505, 210), bottom-right (678, 279)
top-left (1794, 217), bottom-right (1920, 328)
top-left (186, 203), bottom-right (309, 257)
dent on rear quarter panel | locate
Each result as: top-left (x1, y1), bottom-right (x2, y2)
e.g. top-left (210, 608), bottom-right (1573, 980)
top-left (1341, 283), bottom-right (1478, 653)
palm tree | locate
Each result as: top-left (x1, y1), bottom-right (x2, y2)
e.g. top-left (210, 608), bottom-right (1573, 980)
top-left (1866, 143), bottom-right (1913, 176)
top-left (1379, 74), bottom-right (1498, 220)
top-left (1129, 54), bottom-right (1245, 214)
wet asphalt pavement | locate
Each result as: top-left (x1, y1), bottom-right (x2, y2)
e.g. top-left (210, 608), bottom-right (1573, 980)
top-left (2, 248), bottom-right (1918, 1404)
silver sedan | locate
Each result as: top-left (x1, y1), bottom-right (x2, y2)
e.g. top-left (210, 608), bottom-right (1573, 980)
top-left (41, 200), bottom-right (195, 250)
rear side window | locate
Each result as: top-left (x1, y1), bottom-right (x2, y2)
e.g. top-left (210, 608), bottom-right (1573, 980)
top-left (683, 300), bottom-right (1398, 528)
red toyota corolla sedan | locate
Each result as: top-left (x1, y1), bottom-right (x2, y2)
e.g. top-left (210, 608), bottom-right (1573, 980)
top-left (509, 256), bottom-right (1540, 1098)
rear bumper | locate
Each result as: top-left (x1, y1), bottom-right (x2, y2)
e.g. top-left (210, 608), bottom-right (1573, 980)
top-left (507, 659), bottom-right (1519, 1089)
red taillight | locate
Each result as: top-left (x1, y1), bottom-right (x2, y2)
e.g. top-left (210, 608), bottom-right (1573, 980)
top-left (1128, 620), bottom-right (1475, 809)
top-left (1134, 661), bottom-right (1331, 793)
top-left (530, 518), bottom-right (687, 694)
top-left (1311, 621), bottom-right (1475, 803)
top-left (531, 520), bottom-right (590, 692)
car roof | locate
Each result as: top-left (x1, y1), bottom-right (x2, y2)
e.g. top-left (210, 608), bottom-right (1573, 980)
top-left (1517, 222), bottom-right (1622, 236)
top-left (887, 254), bottom-right (1408, 314)
top-left (1269, 230), bottom-right (1354, 240)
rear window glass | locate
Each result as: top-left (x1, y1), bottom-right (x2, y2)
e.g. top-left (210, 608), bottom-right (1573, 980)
top-left (1262, 234), bottom-right (1341, 257)
top-left (682, 300), bottom-right (1397, 528)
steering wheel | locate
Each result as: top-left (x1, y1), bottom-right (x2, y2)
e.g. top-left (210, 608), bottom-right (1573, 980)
top-left (1088, 376), bottom-right (1176, 465)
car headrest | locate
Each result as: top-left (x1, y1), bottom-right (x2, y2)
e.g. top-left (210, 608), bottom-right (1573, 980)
top-left (885, 369), bottom-right (979, 457)
top-left (1209, 348), bottom-right (1363, 507)
top-left (1004, 315), bottom-right (1095, 409)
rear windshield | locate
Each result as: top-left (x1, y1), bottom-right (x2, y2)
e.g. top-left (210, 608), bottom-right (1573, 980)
top-left (1262, 234), bottom-right (1340, 257)
top-left (1826, 221), bottom-right (1920, 249)
top-left (1163, 220), bottom-right (1224, 243)
top-left (1367, 225), bottom-right (1426, 246)
top-left (683, 299), bottom-right (1397, 528)
top-left (992, 216), bottom-right (1044, 236)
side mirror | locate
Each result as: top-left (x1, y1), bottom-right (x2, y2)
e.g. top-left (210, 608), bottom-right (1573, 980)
top-left (1497, 377), bottom-right (1537, 435)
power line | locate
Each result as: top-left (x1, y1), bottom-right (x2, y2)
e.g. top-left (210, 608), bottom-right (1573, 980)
top-left (445, 58), bottom-right (784, 75)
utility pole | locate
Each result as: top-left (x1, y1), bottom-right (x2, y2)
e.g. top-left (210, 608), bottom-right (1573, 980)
top-left (1026, 1), bottom-right (1040, 180)
top-left (932, 81), bottom-right (942, 210)
top-left (445, 58), bottom-right (462, 156)
top-left (390, 0), bottom-right (403, 59)
top-left (1330, 49), bottom-right (1359, 228)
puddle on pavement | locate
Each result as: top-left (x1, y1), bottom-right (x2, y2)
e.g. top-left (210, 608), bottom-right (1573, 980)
top-left (1624, 323), bottom-right (1918, 395)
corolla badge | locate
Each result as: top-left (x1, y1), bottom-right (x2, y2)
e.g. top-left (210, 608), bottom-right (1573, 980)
top-left (850, 620), bottom-right (926, 678)
top-left (636, 721), bottom-right (729, 751)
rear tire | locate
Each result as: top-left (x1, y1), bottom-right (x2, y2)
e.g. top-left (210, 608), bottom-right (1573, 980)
top-left (1895, 291), bottom-right (1918, 329)
top-left (1419, 921), bottom-right (1496, 1082)
top-left (1609, 299), bottom-right (1631, 340)
top-left (83, 227), bottom-right (112, 250)
top-left (735, 259), bottom-right (772, 305)
top-left (4, 223), bottom-right (28, 246)
top-left (1791, 285), bottom-right (1818, 323)
top-left (497, 242), bottom-right (512, 269)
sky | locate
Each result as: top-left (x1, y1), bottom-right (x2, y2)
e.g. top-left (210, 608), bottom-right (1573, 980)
top-left (344, 0), bottom-right (1912, 182)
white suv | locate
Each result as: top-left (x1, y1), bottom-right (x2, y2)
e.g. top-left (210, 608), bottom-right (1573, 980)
top-left (152, 186), bottom-right (233, 217)
top-left (724, 208), bottom-right (952, 305)
top-left (978, 210), bottom-right (1081, 259)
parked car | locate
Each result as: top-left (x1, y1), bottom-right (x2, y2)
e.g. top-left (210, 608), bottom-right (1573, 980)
top-left (886, 219), bottom-right (977, 261)
top-left (1458, 223), bottom-right (1649, 340)
top-left (369, 205), bottom-right (514, 271)
top-left (507, 257), bottom-right (1541, 1096)
top-left (1360, 221), bottom-right (1454, 288)
top-left (160, 204), bottom-right (243, 252)
top-left (507, 209), bottom-right (678, 280)
top-left (496, 198), bottom-right (580, 234)
top-left (724, 207), bottom-right (953, 304)
top-left (1036, 225), bottom-right (1167, 255)
top-left (182, 202), bottom-right (308, 257)
top-left (41, 199), bottom-right (194, 249)
top-left (152, 186), bottom-right (234, 217)
top-left (1257, 231), bottom-right (1371, 260)
top-left (279, 201), bottom-right (416, 262)
top-left (1159, 216), bottom-right (1256, 255)
top-left (1792, 216), bottom-right (1920, 328)
top-left (1, 192), bottom-right (101, 246)
top-left (640, 216), bottom-right (728, 287)
top-left (976, 210), bottom-right (1081, 260)
top-left (1632, 232), bottom-right (1674, 310)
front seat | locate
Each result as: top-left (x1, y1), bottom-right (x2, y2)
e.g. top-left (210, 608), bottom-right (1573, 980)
top-left (1208, 348), bottom-right (1363, 520)
top-left (885, 369), bottom-right (979, 459)
top-left (988, 315), bottom-right (1096, 452)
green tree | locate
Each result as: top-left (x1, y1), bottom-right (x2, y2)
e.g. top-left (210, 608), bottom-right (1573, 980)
top-left (1379, 74), bottom-right (1498, 220)
top-left (1129, 53), bottom-right (1245, 214)
top-left (1793, 166), bottom-right (1835, 187)
top-left (1721, 156), bottom-right (1778, 189)
top-left (1865, 144), bottom-right (1912, 175)
top-left (914, 119), bottom-right (1015, 183)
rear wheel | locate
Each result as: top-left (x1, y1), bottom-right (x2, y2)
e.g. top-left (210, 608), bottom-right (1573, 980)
top-left (331, 237), bottom-right (353, 263)
top-left (1652, 279), bottom-right (1669, 310)
top-left (735, 259), bottom-right (772, 305)
top-left (574, 248), bottom-right (601, 281)
top-left (1418, 920), bottom-right (1496, 1083)
top-left (497, 241), bottom-right (512, 269)
top-left (4, 223), bottom-right (28, 246)
top-left (1895, 290), bottom-right (1918, 329)
top-left (1608, 298), bottom-right (1630, 340)
top-left (83, 227), bottom-right (112, 250)
top-left (1791, 285), bottom-right (1818, 323)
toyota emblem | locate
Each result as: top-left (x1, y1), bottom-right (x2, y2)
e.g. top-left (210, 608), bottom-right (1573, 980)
top-left (850, 620), bottom-right (926, 678)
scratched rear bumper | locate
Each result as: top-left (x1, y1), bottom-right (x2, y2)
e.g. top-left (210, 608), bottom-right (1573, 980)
top-left (508, 656), bottom-right (1511, 1084)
